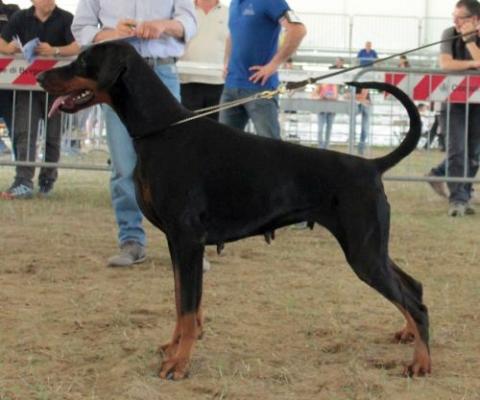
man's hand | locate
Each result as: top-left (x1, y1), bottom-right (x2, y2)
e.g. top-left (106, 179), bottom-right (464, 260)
top-left (460, 20), bottom-right (477, 42)
top-left (94, 19), bottom-right (136, 43)
top-left (135, 21), bottom-right (168, 39)
top-left (3, 40), bottom-right (19, 55)
top-left (35, 42), bottom-right (55, 56)
top-left (248, 61), bottom-right (280, 86)
top-left (116, 19), bottom-right (137, 37)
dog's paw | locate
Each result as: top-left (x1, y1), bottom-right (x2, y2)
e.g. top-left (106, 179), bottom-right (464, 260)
top-left (159, 356), bottom-right (190, 380)
top-left (403, 351), bottom-right (431, 377)
top-left (403, 360), bottom-right (431, 377)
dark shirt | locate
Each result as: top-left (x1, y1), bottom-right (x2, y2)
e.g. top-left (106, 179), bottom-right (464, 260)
top-left (0, 3), bottom-right (19, 32)
top-left (440, 26), bottom-right (480, 62)
top-left (1, 6), bottom-right (74, 46)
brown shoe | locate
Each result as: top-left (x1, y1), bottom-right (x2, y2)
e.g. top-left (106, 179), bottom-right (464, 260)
top-left (425, 172), bottom-right (448, 198)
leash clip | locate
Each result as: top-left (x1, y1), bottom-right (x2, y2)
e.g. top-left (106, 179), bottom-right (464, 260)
top-left (258, 89), bottom-right (279, 100)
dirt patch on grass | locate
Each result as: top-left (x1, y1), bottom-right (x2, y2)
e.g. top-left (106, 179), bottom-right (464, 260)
top-left (0, 166), bottom-right (479, 400)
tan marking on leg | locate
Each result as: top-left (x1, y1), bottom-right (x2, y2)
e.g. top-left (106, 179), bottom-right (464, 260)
top-left (159, 312), bottom-right (198, 380)
top-left (159, 269), bottom-right (181, 357)
top-left (396, 306), bottom-right (431, 377)
top-left (394, 306), bottom-right (416, 343)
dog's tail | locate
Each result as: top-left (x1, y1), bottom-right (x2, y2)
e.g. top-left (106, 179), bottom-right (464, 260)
top-left (346, 81), bottom-right (421, 173)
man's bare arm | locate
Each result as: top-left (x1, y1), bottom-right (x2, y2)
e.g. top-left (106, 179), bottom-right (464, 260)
top-left (249, 18), bottom-right (306, 85)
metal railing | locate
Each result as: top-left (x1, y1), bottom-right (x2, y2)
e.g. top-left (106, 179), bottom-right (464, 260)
top-left (1, 56), bottom-right (479, 184)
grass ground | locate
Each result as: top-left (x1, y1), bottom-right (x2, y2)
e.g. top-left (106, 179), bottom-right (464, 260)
top-left (0, 149), bottom-right (479, 400)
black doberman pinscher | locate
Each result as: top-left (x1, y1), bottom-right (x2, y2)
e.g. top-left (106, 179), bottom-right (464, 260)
top-left (37, 41), bottom-right (431, 380)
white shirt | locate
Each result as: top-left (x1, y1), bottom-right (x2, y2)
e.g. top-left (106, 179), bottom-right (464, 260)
top-left (179, 4), bottom-right (228, 84)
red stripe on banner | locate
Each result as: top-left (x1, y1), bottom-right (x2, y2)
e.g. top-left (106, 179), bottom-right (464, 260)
top-left (12, 59), bottom-right (58, 85)
top-left (0, 58), bottom-right (13, 72)
top-left (449, 76), bottom-right (480, 103)
top-left (384, 73), bottom-right (406, 98)
top-left (385, 73), bottom-right (406, 86)
top-left (413, 74), bottom-right (445, 100)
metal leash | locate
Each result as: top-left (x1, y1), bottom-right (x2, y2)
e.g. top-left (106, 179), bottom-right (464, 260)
top-left (173, 28), bottom-right (478, 126)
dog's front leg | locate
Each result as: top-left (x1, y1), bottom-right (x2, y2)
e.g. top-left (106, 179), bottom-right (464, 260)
top-left (159, 239), bottom-right (204, 380)
top-left (158, 269), bottom-right (181, 358)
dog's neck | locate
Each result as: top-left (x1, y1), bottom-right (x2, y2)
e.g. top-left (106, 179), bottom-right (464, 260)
top-left (108, 60), bottom-right (189, 139)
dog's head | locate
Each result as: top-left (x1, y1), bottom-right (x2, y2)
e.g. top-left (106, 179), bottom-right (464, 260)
top-left (37, 41), bottom-right (142, 117)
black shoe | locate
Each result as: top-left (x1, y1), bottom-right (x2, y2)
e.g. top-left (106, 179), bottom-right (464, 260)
top-left (38, 179), bottom-right (55, 197)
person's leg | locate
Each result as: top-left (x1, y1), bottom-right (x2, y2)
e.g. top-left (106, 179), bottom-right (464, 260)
top-left (358, 104), bottom-right (371, 155)
top-left (1, 91), bottom-right (43, 198)
top-left (180, 83), bottom-right (201, 112)
top-left (17, 92), bottom-right (43, 181)
top-left (446, 104), bottom-right (470, 215)
top-left (38, 92), bottom-right (61, 192)
top-left (465, 104), bottom-right (480, 205)
top-left (0, 90), bottom-right (13, 132)
top-left (425, 115), bottom-right (438, 149)
top-left (0, 90), bottom-right (13, 154)
top-left (219, 88), bottom-right (249, 131)
top-left (317, 112), bottom-right (326, 148)
top-left (325, 112), bottom-right (336, 148)
top-left (202, 84), bottom-right (224, 121)
top-left (104, 104), bottom-right (146, 245)
top-left (245, 94), bottom-right (281, 140)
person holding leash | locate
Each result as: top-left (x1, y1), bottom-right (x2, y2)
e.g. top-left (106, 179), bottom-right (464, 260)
top-left (72, 1), bottom-right (208, 267)
top-left (219, 0), bottom-right (306, 140)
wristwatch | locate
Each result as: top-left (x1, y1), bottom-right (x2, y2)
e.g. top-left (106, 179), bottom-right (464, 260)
top-left (54, 47), bottom-right (60, 56)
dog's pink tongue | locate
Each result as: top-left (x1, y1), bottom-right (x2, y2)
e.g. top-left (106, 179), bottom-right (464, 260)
top-left (48, 95), bottom-right (69, 118)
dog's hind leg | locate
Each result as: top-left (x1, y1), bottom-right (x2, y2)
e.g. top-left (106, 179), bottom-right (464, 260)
top-left (389, 259), bottom-right (424, 344)
top-left (334, 199), bottom-right (431, 376)
top-left (347, 250), bottom-right (430, 376)
top-left (159, 236), bottom-right (204, 380)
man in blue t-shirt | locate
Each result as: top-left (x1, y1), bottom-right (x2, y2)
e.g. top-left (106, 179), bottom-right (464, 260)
top-left (219, 0), bottom-right (306, 140)
top-left (357, 41), bottom-right (378, 66)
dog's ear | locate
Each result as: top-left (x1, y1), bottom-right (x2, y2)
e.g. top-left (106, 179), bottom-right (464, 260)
top-left (97, 62), bottom-right (127, 91)
top-left (96, 47), bottom-right (134, 90)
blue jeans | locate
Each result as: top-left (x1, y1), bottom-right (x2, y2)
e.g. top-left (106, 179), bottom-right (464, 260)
top-left (219, 87), bottom-right (280, 140)
top-left (431, 103), bottom-right (480, 203)
top-left (357, 104), bottom-right (371, 155)
top-left (317, 112), bottom-right (335, 149)
top-left (103, 63), bottom-right (180, 247)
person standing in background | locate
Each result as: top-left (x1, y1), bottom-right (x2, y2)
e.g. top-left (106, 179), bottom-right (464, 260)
top-left (427, 0), bottom-right (480, 217)
top-left (313, 83), bottom-right (338, 149)
top-left (0, 0), bottom-right (19, 155)
top-left (179, 0), bottom-right (228, 121)
top-left (219, 0), bottom-right (306, 140)
top-left (71, 1), bottom-right (214, 269)
top-left (0, 0), bottom-right (80, 199)
top-left (357, 41), bottom-right (378, 66)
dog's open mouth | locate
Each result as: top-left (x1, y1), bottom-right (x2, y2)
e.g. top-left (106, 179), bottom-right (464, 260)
top-left (48, 89), bottom-right (95, 117)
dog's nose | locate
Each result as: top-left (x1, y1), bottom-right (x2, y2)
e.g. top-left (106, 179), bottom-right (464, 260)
top-left (36, 71), bottom-right (46, 86)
